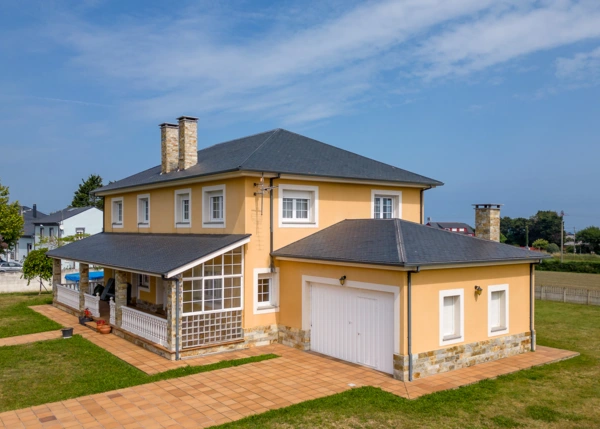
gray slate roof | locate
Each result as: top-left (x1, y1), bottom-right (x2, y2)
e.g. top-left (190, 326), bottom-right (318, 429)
top-left (273, 219), bottom-right (548, 267)
top-left (20, 206), bottom-right (48, 237)
top-left (95, 129), bottom-right (442, 194)
top-left (46, 233), bottom-right (250, 276)
top-left (33, 207), bottom-right (95, 225)
top-left (427, 222), bottom-right (474, 234)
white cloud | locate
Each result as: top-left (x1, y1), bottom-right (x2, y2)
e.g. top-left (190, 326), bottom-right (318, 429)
top-left (556, 46), bottom-right (600, 81)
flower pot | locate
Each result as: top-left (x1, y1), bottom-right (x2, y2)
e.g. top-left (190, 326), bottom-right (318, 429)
top-left (61, 327), bottom-right (74, 339)
top-left (97, 325), bottom-right (111, 334)
top-left (79, 316), bottom-right (93, 325)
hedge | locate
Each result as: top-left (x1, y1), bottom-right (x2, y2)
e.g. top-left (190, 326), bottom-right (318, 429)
top-left (537, 259), bottom-right (600, 274)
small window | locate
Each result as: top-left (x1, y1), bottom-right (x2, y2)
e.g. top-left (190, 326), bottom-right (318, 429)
top-left (439, 289), bottom-right (464, 345)
top-left (137, 194), bottom-right (150, 227)
top-left (111, 197), bottom-right (124, 228)
top-left (279, 185), bottom-right (318, 228)
top-left (202, 185), bottom-right (226, 228)
top-left (253, 268), bottom-right (279, 313)
top-left (138, 274), bottom-right (150, 291)
top-left (49, 227), bottom-right (55, 237)
top-left (39, 227), bottom-right (44, 237)
top-left (75, 227), bottom-right (85, 238)
top-left (488, 285), bottom-right (509, 336)
top-left (175, 189), bottom-right (191, 228)
top-left (371, 190), bottom-right (402, 219)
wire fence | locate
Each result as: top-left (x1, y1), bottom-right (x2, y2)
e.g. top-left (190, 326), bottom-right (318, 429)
top-left (535, 285), bottom-right (600, 306)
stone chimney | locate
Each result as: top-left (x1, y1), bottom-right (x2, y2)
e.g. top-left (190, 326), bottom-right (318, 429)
top-left (473, 204), bottom-right (502, 242)
top-left (160, 123), bottom-right (179, 174)
top-left (33, 204), bottom-right (37, 218)
top-left (177, 116), bottom-right (198, 170)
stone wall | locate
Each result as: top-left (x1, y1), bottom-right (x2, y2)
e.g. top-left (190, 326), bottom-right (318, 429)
top-left (394, 331), bottom-right (532, 381)
top-left (178, 117), bottom-right (198, 170)
top-left (278, 325), bottom-right (310, 350)
top-left (474, 204), bottom-right (501, 242)
top-left (160, 123), bottom-right (178, 174)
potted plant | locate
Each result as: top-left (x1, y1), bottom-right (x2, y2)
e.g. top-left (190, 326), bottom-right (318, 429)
top-left (79, 308), bottom-right (94, 325)
top-left (96, 319), bottom-right (111, 334)
top-left (61, 327), bottom-right (74, 339)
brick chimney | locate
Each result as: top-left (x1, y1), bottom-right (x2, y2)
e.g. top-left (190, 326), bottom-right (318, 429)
top-left (160, 123), bottom-right (179, 174)
top-left (177, 116), bottom-right (198, 170)
top-left (33, 204), bottom-right (37, 218)
top-left (473, 204), bottom-right (502, 242)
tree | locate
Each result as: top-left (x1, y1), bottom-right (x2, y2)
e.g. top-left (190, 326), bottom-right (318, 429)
top-left (71, 174), bottom-right (104, 210)
top-left (532, 239), bottom-right (549, 251)
top-left (0, 180), bottom-right (24, 257)
top-left (529, 211), bottom-right (563, 245)
top-left (500, 217), bottom-right (530, 246)
top-left (21, 248), bottom-right (53, 294)
top-left (37, 233), bottom-right (90, 250)
top-left (576, 226), bottom-right (600, 253)
top-left (547, 243), bottom-right (560, 254)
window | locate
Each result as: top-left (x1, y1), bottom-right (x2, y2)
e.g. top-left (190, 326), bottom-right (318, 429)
top-left (253, 268), bottom-right (279, 313)
top-left (137, 194), bottom-right (150, 228)
top-left (439, 289), bottom-right (464, 346)
top-left (39, 227), bottom-right (44, 237)
top-left (202, 185), bottom-right (226, 228)
top-left (111, 197), bottom-right (124, 228)
top-left (371, 190), bottom-right (402, 219)
top-left (488, 285), bottom-right (509, 336)
top-left (49, 227), bottom-right (54, 237)
top-left (279, 184), bottom-right (318, 228)
top-left (175, 189), bottom-right (191, 228)
top-left (451, 228), bottom-right (458, 232)
top-left (137, 274), bottom-right (150, 291)
top-left (75, 227), bottom-right (85, 238)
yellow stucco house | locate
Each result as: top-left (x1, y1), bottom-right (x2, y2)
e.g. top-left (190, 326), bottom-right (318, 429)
top-left (48, 116), bottom-right (548, 381)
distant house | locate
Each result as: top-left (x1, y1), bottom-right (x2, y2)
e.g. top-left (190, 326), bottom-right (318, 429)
top-left (12, 204), bottom-right (48, 262)
top-left (427, 221), bottom-right (475, 236)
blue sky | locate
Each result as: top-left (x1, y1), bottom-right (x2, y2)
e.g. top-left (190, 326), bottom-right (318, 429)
top-left (1, 0), bottom-right (599, 232)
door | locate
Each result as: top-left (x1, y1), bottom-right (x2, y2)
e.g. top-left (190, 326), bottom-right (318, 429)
top-left (310, 282), bottom-right (395, 374)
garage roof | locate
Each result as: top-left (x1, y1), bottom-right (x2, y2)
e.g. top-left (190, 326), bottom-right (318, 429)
top-left (272, 219), bottom-right (549, 268)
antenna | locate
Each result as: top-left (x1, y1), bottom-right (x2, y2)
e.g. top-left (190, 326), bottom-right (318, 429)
top-left (254, 174), bottom-right (278, 215)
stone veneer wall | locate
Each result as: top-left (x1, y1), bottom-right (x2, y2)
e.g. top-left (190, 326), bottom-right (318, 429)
top-left (393, 332), bottom-right (532, 381)
top-left (474, 205), bottom-right (501, 242)
top-left (277, 325), bottom-right (310, 350)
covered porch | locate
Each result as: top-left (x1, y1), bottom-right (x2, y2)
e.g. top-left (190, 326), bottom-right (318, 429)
top-left (47, 232), bottom-right (251, 360)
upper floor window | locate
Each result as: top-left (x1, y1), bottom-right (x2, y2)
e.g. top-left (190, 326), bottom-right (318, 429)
top-left (488, 285), bottom-right (509, 336)
top-left (439, 289), bottom-right (464, 346)
top-left (137, 194), bottom-right (150, 228)
top-left (279, 184), bottom-right (318, 228)
top-left (203, 185), bottom-right (226, 228)
top-left (175, 189), bottom-right (191, 228)
top-left (371, 190), bottom-right (402, 219)
top-left (111, 197), bottom-right (124, 228)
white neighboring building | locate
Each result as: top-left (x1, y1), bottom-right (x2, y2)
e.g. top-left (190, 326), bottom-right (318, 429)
top-left (33, 206), bottom-right (103, 269)
top-left (9, 204), bottom-right (48, 262)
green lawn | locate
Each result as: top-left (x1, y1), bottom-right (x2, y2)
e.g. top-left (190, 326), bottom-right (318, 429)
top-left (536, 270), bottom-right (600, 290)
top-left (218, 301), bottom-right (600, 429)
top-left (0, 334), bottom-right (277, 412)
top-left (0, 292), bottom-right (62, 338)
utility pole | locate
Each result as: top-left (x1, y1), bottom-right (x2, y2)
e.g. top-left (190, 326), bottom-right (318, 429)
top-left (574, 227), bottom-right (577, 254)
top-left (560, 211), bottom-right (565, 263)
top-left (525, 225), bottom-right (529, 249)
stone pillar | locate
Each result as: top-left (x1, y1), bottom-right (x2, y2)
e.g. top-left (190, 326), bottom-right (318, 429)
top-left (177, 116), bottom-right (198, 170)
top-left (160, 123), bottom-right (179, 174)
top-left (165, 278), bottom-right (182, 353)
top-left (473, 203), bottom-right (502, 242)
top-left (115, 270), bottom-right (128, 328)
top-left (79, 263), bottom-right (89, 314)
top-left (52, 258), bottom-right (62, 302)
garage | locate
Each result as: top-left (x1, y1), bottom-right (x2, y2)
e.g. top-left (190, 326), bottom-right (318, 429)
top-left (310, 282), bottom-right (395, 374)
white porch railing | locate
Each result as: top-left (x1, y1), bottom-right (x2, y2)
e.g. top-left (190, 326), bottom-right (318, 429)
top-left (56, 284), bottom-right (80, 311)
top-left (121, 306), bottom-right (168, 347)
top-left (109, 297), bottom-right (116, 325)
top-left (64, 281), bottom-right (103, 294)
top-left (84, 293), bottom-right (101, 317)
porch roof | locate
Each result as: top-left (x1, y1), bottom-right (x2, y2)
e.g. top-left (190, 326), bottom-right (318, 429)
top-left (46, 232), bottom-right (251, 277)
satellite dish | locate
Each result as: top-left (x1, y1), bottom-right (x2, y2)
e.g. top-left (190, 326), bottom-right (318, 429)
top-left (59, 225), bottom-right (64, 231)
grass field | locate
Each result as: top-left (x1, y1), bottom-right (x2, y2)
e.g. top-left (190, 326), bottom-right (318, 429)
top-left (536, 270), bottom-right (600, 290)
top-left (218, 300), bottom-right (600, 429)
top-left (0, 292), bottom-right (61, 338)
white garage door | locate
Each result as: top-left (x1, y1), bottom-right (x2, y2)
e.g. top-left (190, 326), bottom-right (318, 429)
top-left (310, 282), bottom-right (394, 374)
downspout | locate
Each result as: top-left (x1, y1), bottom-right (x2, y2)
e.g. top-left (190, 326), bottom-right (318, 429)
top-left (175, 278), bottom-right (181, 360)
top-left (408, 266), bottom-right (420, 382)
top-left (101, 196), bottom-right (105, 233)
top-left (420, 186), bottom-right (432, 224)
top-left (530, 262), bottom-right (537, 352)
top-left (270, 174), bottom-right (281, 272)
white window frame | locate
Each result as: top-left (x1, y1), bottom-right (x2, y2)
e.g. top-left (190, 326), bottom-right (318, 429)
top-left (111, 197), bottom-right (124, 228)
top-left (439, 288), bottom-right (464, 346)
top-left (371, 190), bottom-right (402, 219)
top-left (137, 194), bottom-right (150, 228)
top-left (174, 189), bottom-right (192, 228)
top-left (253, 268), bottom-right (279, 314)
top-left (137, 273), bottom-right (150, 292)
top-left (488, 284), bottom-right (509, 337)
top-left (278, 184), bottom-right (319, 228)
top-left (202, 185), bottom-right (226, 228)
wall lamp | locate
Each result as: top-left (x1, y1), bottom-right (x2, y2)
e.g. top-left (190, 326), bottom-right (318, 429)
top-left (339, 275), bottom-right (347, 286)
top-left (474, 285), bottom-right (483, 296)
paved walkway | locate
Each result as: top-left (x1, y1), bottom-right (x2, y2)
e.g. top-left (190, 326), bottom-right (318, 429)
top-left (0, 305), bottom-right (579, 428)
top-left (0, 330), bottom-right (61, 347)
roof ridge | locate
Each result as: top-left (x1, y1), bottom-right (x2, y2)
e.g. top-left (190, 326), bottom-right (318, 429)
top-left (394, 219), bottom-right (406, 264)
top-left (236, 129), bottom-right (281, 168)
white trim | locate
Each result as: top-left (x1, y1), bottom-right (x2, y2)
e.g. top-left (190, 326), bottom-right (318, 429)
top-left (111, 197), bottom-right (124, 229)
top-left (136, 194), bottom-right (150, 228)
top-left (278, 184), bottom-right (319, 228)
top-left (275, 256), bottom-right (413, 271)
top-left (202, 184), bottom-right (226, 229)
top-left (253, 268), bottom-right (279, 314)
top-left (488, 284), bottom-right (509, 337)
top-left (371, 189), bottom-right (402, 219)
top-left (301, 275), bottom-right (400, 354)
top-left (174, 188), bottom-right (192, 229)
top-left (166, 237), bottom-right (250, 278)
top-left (439, 288), bottom-right (464, 346)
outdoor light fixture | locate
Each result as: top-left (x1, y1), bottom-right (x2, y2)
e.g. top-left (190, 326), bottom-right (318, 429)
top-left (339, 275), bottom-right (347, 285)
top-left (474, 285), bottom-right (483, 296)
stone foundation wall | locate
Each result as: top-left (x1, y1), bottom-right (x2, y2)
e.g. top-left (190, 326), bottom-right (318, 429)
top-left (394, 331), bottom-right (533, 381)
top-left (277, 325), bottom-right (310, 350)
